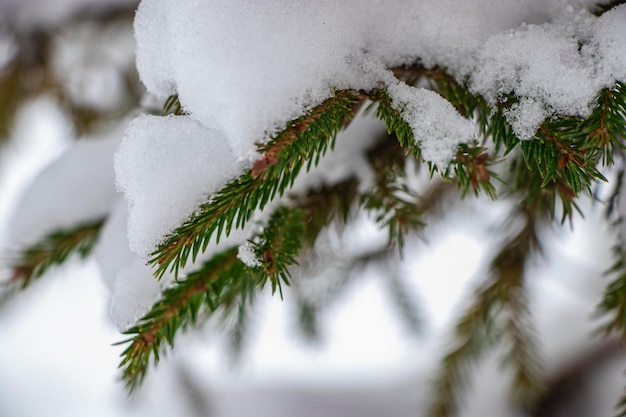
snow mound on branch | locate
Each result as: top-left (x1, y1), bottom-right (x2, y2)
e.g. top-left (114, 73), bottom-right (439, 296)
top-left (115, 115), bottom-right (245, 258)
top-left (594, 4), bottom-right (626, 82)
top-left (123, 0), bottom-right (626, 258)
top-left (134, 1), bottom-right (625, 158)
top-left (387, 82), bottom-right (476, 168)
top-left (469, 7), bottom-right (622, 139)
top-left (94, 201), bottom-right (168, 330)
top-left (9, 133), bottom-right (119, 247)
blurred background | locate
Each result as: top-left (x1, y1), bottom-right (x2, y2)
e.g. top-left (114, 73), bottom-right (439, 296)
top-left (0, 2), bottom-right (625, 416)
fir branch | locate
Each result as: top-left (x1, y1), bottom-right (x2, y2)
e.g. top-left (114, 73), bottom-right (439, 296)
top-left (368, 88), bottom-right (417, 152)
top-left (386, 268), bottom-right (422, 335)
top-left (149, 90), bottom-right (362, 279)
top-left (3, 219), bottom-right (105, 290)
top-left (428, 210), bottom-right (544, 416)
top-left (490, 108), bottom-right (521, 155)
top-left (581, 82), bottom-right (626, 166)
top-left (597, 240), bottom-right (626, 336)
top-left (245, 207), bottom-right (305, 298)
top-left (508, 155), bottom-right (580, 222)
top-left (391, 65), bottom-right (501, 142)
top-left (428, 272), bottom-right (504, 417)
top-left (162, 94), bottom-right (184, 116)
top-left (120, 177), bottom-right (363, 392)
top-left (452, 144), bottom-right (499, 199)
top-left (369, 88), bottom-right (499, 198)
top-left (116, 248), bottom-right (251, 393)
top-left (223, 270), bottom-right (257, 365)
top-left (592, 0), bottom-right (626, 16)
top-left (361, 137), bottom-right (426, 249)
top-left (294, 179), bottom-right (360, 246)
top-left (522, 120), bottom-right (607, 195)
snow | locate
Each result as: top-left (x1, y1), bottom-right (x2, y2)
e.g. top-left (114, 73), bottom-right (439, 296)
top-left (115, 114), bottom-right (245, 257)
top-left (94, 200), bottom-right (168, 330)
top-left (594, 5), bottom-right (626, 82)
top-left (8, 126), bottom-right (120, 248)
top-left (110, 258), bottom-right (163, 331)
top-left (0, 98), bottom-right (72, 247)
top-left (3, 2), bottom-right (626, 415)
top-left (387, 82), bottom-right (476, 167)
top-left (238, 241), bottom-right (262, 269)
top-left (122, 0), bottom-right (626, 255)
top-left (133, 0), bottom-right (175, 98)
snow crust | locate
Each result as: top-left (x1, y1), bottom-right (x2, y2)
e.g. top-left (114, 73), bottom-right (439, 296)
top-left (119, 0), bottom-right (626, 258)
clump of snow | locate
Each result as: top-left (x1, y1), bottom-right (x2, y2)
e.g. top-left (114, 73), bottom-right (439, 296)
top-left (594, 5), bottom-right (626, 82)
top-left (110, 258), bottom-right (162, 331)
top-left (503, 98), bottom-right (549, 140)
top-left (115, 114), bottom-right (245, 257)
top-left (132, 1), bottom-right (625, 163)
top-left (469, 9), bottom-right (604, 134)
top-left (93, 199), bottom-right (136, 291)
top-left (237, 241), bottom-right (262, 269)
top-left (123, 0), bottom-right (626, 261)
top-left (134, 0), bottom-right (175, 98)
top-left (387, 82), bottom-right (476, 168)
top-left (94, 201), bottom-right (170, 330)
top-left (8, 130), bottom-right (119, 247)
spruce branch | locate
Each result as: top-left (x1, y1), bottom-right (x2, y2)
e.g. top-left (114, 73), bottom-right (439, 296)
top-left (581, 81), bottom-right (626, 166)
top-left (294, 178), bottom-right (360, 246)
top-left (389, 67), bottom-right (626, 202)
top-left (116, 248), bottom-right (251, 393)
top-left (452, 144), bottom-right (499, 199)
top-left (361, 137), bottom-right (426, 250)
top-left (162, 94), bottom-right (184, 116)
top-left (368, 88), bottom-right (499, 198)
top-left (2, 219), bottom-right (105, 290)
top-left (428, 209), bottom-right (544, 416)
top-left (149, 90), bottom-right (363, 279)
top-left (120, 177), bottom-right (363, 392)
top-left (224, 279), bottom-right (257, 364)
top-left (597, 244), bottom-right (626, 336)
top-left (244, 207), bottom-right (305, 298)
top-left (508, 154), bottom-right (580, 222)
top-left (592, 0), bottom-right (626, 16)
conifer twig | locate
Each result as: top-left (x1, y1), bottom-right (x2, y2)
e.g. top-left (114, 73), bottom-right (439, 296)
top-left (117, 248), bottom-right (248, 393)
top-left (428, 208), bottom-right (545, 417)
top-left (149, 90), bottom-right (363, 279)
top-left (119, 177), bottom-right (364, 392)
top-left (2, 219), bottom-right (105, 290)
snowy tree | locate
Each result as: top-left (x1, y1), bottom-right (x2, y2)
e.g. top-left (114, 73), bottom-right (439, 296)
top-left (1, 1), bottom-right (626, 416)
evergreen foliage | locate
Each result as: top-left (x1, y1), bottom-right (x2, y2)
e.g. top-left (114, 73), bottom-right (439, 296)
top-left (149, 89), bottom-right (363, 279)
top-left (2, 218), bottom-right (104, 290)
top-left (3, 3), bottom-right (626, 416)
